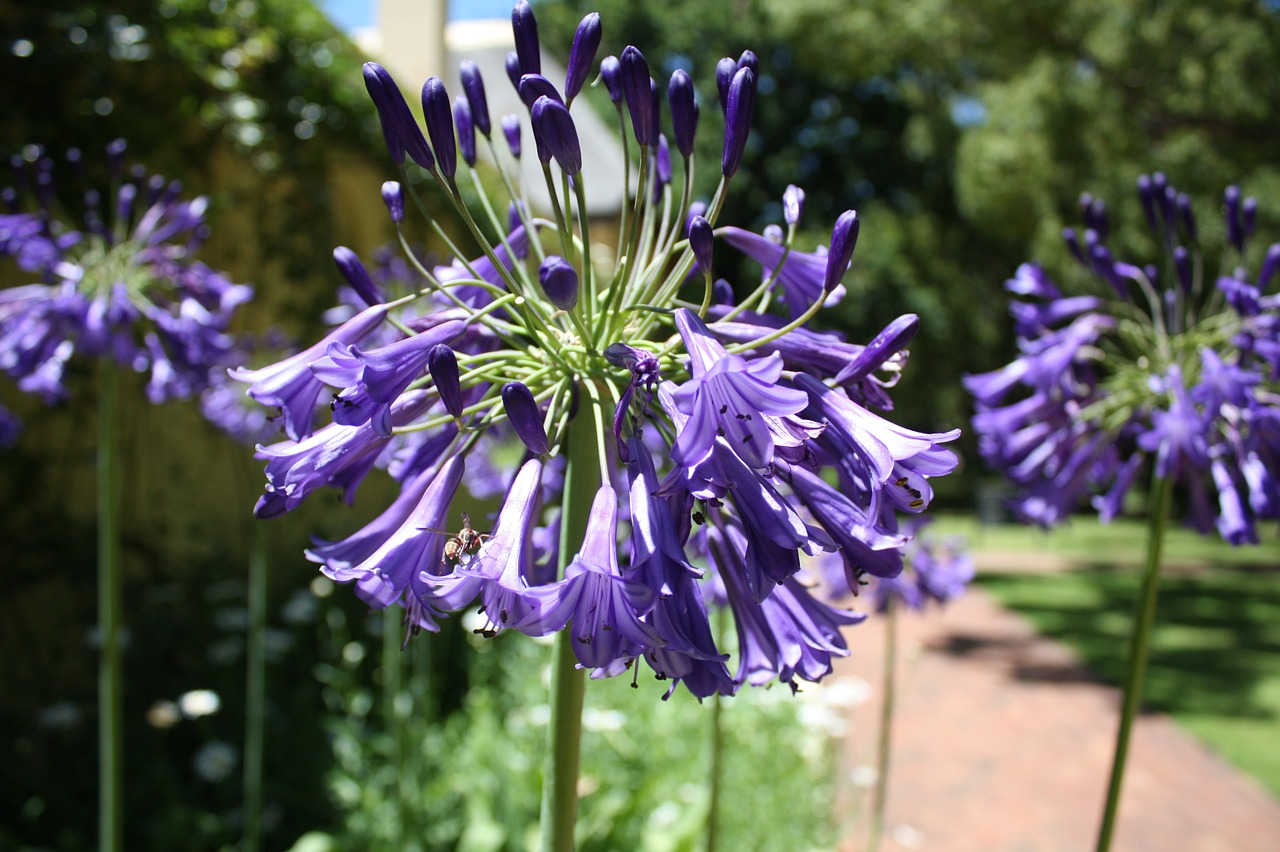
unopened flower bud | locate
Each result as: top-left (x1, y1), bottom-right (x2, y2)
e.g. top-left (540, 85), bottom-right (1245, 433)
top-left (531, 97), bottom-right (582, 176)
top-left (421, 76), bottom-right (456, 178)
top-left (668, 70), bottom-right (698, 158)
top-left (823, 210), bottom-right (859, 295)
top-left (454, 96), bottom-right (476, 167)
top-left (504, 51), bottom-right (522, 89)
top-left (688, 215), bottom-right (714, 278)
top-left (458, 60), bottom-right (491, 137)
top-left (333, 247), bottom-right (385, 307)
top-left (621, 46), bottom-right (657, 147)
top-left (363, 62), bottom-right (434, 170)
top-left (783, 185), bottom-right (805, 226)
top-left (715, 57), bottom-right (737, 115)
top-left (511, 0), bottom-right (541, 76)
top-left (565, 13), bottom-right (602, 103)
top-left (721, 67), bottom-right (756, 177)
top-left (502, 114), bottom-right (522, 158)
top-left (502, 381), bottom-right (549, 455)
top-left (538, 255), bottom-right (579, 311)
top-left (427, 344), bottom-right (463, 419)
top-left (600, 55), bottom-right (622, 104)
top-left (518, 73), bottom-right (563, 109)
top-left (381, 180), bottom-right (404, 222)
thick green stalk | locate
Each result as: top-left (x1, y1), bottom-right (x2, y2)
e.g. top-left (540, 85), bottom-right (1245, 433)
top-left (868, 603), bottom-right (898, 852)
top-left (243, 520), bottom-right (268, 852)
top-left (538, 385), bottom-right (603, 852)
top-left (97, 363), bottom-right (123, 852)
top-left (1094, 473), bottom-right (1174, 852)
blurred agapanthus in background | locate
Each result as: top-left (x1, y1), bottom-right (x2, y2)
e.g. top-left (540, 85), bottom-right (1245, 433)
top-left (967, 175), bottom-right (1280, 543)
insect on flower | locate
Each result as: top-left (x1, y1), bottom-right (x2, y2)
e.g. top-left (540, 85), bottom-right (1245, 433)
top-left (422, 512), bottom-right (491, 567)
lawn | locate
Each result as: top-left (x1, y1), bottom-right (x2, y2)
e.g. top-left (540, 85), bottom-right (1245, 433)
top-left (934, 514), bottom-right (1280, 798)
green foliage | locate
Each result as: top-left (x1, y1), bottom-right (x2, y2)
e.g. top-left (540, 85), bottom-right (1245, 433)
top-left (313, 607), bottom-right (845, 851)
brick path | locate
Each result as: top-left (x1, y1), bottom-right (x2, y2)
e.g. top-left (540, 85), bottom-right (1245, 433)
top-left (832, 586), bottom-right (1280, 851)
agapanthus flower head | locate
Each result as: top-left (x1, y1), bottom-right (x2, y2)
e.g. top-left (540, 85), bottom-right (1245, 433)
top-left (864, 518), bottom-right (974, 614)
top-left (242, 3), bottom-right (958, 698)
top-left (0, 140), bottom-right (251, 404)
top-left (967, 173), bottom-right (1280, 543)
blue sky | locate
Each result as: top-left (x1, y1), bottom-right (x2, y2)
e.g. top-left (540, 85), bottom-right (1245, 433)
top-left (319, 0), bottom-right (517, 31)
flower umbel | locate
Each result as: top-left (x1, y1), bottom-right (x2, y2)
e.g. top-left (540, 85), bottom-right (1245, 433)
top-left (967, 174), bottom-right (1280, 542)
top-left (240, 5), bottom-right (959, 698)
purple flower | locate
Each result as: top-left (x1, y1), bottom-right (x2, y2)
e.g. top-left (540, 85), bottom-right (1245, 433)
top-left (230, 304), bottom-right (389, 441)
top-left (458, 59), bottom-right (491, 137)
top-left (721, 66), bottom-right (756, 177)
top-left (538, 255), bottom-right (578, 311)
top-left (530, 97), bottom-right (582, 176)
top-left (668, 70), bottom-right (699, 159)
top-left (511, 0), bottom-right (541, 76)
top-left (564, 13), bottom-right (602, 103)
top-left (718, 225), bottom-right (847, 319)
top-left (421, 76), bottom-right (456, 178)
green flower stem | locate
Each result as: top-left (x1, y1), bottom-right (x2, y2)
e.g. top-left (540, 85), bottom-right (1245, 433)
top-left (538, 383), bottom-right (604, 852)
top-left (383, 608), bottom-right (408, 845)
top-left (706, 606), bottom-right (728, 852)
top-left (868, 602), bottom-right (898, 852)
top-left (1095, 472), bottom-right (1174, 852)
top-left (97, 363), bottom-right (123, 852)
top-left (243, 519), bottom-right (268, 852)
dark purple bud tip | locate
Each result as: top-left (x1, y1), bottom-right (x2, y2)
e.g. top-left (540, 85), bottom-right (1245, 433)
top-left (1174, 246), bottom-right (1192, 293)
top-left (364, 62), bottom-right (435, 171)
top-left (823, 210), bottom-right (860, 294)
top-left (565, 13), bottom-right (602, 103)
top-left (512, 0), bottom-right (541, 76)
top-left (531, 96), bottom-right (582, 176)
top-left (1176, 192), bottom-right (1197, 241)
top-left (721, 67), bottom-right (756, 177)
top-left (538, 254), bottom-right (579, 311)
top-left (715, 57), bottom-right (738, 115)
top-left (333, 246), bottom-right (386, 307)
top-left (712, 278), bottom-right (735, 306)
top-left (600, 55), bottom-right (622, 104)
top-left (428, 344), bottom-right (463, 419)
top-left (518, 73), bottom-right (564, 109)
top-left (1258, 243), bottom-right (1280, 291)
top-left (1243, 197), bottom-right (1258, 236)
top-left (668, 69), bottom-right (699, 158)
top-left (621, 46), bottom-right (657, 147)
top-left (459, 59), bottom-right (491, 136)
top-left (422, 76), bottom-right (457, 178)
top-left (502, 114), bottom-right (522, 158)
top-left (505, 51), bottom-right (522, 89)
top-left (688, 215), bottom-right (714, 277)
top-left (737, 50), bottom-right (760, 75)
top-left (783, 185), bottom-right (805, 226)
top-left (381, 180), bottom-right (404, 223)
top-left (501, 381), bottom-right (549, 455)
top-left (1225, 185), bottom-right (1243, 250)
top-left (454, 95), bottom-right (477, 167)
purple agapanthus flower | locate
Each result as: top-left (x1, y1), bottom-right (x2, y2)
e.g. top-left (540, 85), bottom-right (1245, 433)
top-left (0, 142), bottom-right (251, 406)
top-left (967, 175), bottom-right (1280, 543)
top-left (234, 3), bottom-right (960, 698)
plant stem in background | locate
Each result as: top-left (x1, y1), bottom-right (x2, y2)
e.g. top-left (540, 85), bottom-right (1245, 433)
top-left (97, 363), bottom-right (123, 852)
top-left (1095, 474), bottom-right (1174, 852)
top-left (706, 607), bottom-right (728, 852)
top-left (383, 609), bottom-right (408, 846)
top-left (538, 402), bottom-right (601, 852)
top-left (868, 603), bottom-right (898, 852)
top-left (243, 520), bottom-right (268, 852)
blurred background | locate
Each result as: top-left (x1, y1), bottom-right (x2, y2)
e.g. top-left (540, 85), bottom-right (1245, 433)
top-left (1, 0), bottom-right (1278, 849)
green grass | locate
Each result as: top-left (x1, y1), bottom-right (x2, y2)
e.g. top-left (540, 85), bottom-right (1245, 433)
top-left (947, 514), bottom-right (1280, 798)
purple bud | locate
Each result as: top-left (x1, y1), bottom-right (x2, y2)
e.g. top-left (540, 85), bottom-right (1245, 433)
top-left (116, 182), bottom-right (136, 226)
top-left (502, 114), bottom-right (522, 158)
top-left (621, 46), bottom-right (657, 147)
top-left (1225, 185), bottom-right (1243, 251)
top-left (454, 96), bottom-right (477, 167)
top-left (688, 215), bottom-right (714, 277)
top-left (363, 62), bottom-right (435, 170)
top-left (1176, 192), bottom-right (1196, 241)
top-left (518, 73), bottom-right (564, 109)
top-left (538, 255), bottom-right (579, 310)
top-left (783, 185), bottom-right (805, 226)
top-left (421, 76), bottom-right (456, 178)
top-left (685, 200), bottom-right (708, 235)
top-left (1152, 172), bottom-right (1168, 191)
top-left (501, 382), bottom-right (549, 455)
top-left (737, 50), bottom-right (759, 75)
top-left (505, 51), bottom-right (522, 89)
top-left (721, 67), bottom-right (756, 177)
top-left (531, 96), bottom-right (582, 175)
top-left (1258, 244), bottom-right (1280, 291)
top-left (511, 0), bottom-right (541, 76)
top-left (652, 134), bottom-right (672, 202)
top-left (106, 138), bottom-right (127, 176)
top-left (1137, 174), bottom-right (1157, 230)
top-left (763, 223), bottom-right (784, 244)
top-left (1088, 198), bottom-right (1108, 241)
top-left (715, 57), bottom-right (737, 115)
top-left (1243, 197), bottom-right (1258, 236)
top-left (823, 210), bottom-right (859, 295)
top-left (600, 55), bottom-right (622, 104)
top-left (333, 247), bottom-right (386, 307)
top-left (712, 278), bottom-right (735, 305)
top-left (565, 13), bottom-right (602, 103)
top-left (458, 60), bottom-right (491, 137)
top-left (1173, 246), bottom-right (1192, 293)
top-left (381, 180), bottom-right (404, 222)
top-left (668, 69), bottom-right (699, 158)
top-left (428, 344), bottom-right (463, 418)
top-left (508, 201), bottom-right (526, 233)
top-left (1063, 227), bottom-right (1086, 265)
